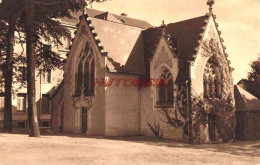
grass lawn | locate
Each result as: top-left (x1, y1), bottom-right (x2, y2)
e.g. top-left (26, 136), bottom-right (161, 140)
top-left (0, 133), bottom-right (260, 165)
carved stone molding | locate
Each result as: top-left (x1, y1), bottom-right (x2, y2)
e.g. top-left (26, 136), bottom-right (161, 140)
top-left (208, 25), bottom-right (216, 38)
top-left (73, 94), bottom-right (95, 108)
top-left (201, 38), bottom-right (221, 58)
top-left (154, 46), bottom-right (173, 70)
top-left (80, 25), bottom-right (88, 36)
top-left (201, 38), bottom-right (234, 102)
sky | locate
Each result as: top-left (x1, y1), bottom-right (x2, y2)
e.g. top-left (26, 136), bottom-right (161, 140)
top-left (92, 0), bottom-right (260, 84)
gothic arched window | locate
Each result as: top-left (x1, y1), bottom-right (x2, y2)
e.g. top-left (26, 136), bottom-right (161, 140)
top-left (84, 49), bottom-right (95, 96)
top-left (75, 60), bottom-right (83, 94)
top-left (90, 58), bottom-right (95, 94)
top-left (156, 69), bottom-right (174, 108)
top-left (203, 60), bottom-right (222, 99)
top-left (75, 42), bottom-right (95, 96)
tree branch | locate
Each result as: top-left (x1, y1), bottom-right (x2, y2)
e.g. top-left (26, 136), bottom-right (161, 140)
top-left (34, 0), bottom-right (69, 7)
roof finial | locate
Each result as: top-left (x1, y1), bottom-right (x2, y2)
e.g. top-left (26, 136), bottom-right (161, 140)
top-left (161, 20), bottom-right (166, 36)
top-left (161, 20), bottom-right (166, 27)
top-left (207, 0), bottom-right (215, 13)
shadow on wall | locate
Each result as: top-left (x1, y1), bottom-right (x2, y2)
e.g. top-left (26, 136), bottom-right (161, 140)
top-left (234, 85), bottom-right (260, 140)
top-left (234, 85), bottom-right (260, 111)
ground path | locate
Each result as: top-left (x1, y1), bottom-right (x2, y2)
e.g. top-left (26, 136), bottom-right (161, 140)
top-left (0, 133), bottom-right (259, 165)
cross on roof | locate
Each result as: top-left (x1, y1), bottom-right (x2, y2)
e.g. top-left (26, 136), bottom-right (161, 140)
top-left (207, 0), bottom-right (215, 13)
top-left (161, 20), bottom-right (166, 36)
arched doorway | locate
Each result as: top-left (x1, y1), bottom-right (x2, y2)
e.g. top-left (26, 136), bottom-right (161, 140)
top-left (81, 107), bottom-right (88, 133)
top-left (203, 58), bottom-right (222, 141)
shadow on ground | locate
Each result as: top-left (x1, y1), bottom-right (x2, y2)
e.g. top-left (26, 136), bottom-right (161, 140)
top-left (1, 129), bottom-right (260, 158)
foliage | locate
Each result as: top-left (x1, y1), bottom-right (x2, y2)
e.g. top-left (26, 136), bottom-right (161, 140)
top-left (160, 38), bottom-right (236, 144)
top-left (160, 83), bottom-right (189, 134)
top-left (238, 57), bottom-right (260, 99)
top-left (248, 56), bottom-right (260, 81)
top-left (146, 119), bottom-right (164, 139)
top-left (191, 96), bottom-right (208, 144)
top-left (0, 0), bottom-right (106, 134)
top-left (194, 38), bottom-right (236, 143)
top-left (0, 20), bottom-right (7, 87)
top-left (190, 95), bottom-right (235, 144)
top-left (0, 0), bottom-right (107, 85)
top-left (202, 38), bottom-right (234, 99)
top-left (205, 95), bottom-right (236, 142)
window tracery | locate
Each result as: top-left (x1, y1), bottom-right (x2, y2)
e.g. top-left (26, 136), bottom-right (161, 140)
top-left (203, 60), bottom-right (222, 99)
top-left (156, 69), bottom-right (174, 108)
top-left (75, 41), bottom-right (95, 96)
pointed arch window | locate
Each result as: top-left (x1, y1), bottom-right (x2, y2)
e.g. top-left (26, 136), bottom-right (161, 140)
top-left (90, 58), bottom-right (95, 94)
top-left (156, 69), bottom-right (174, 108)
top-left (75, 42), bottom-right (95, 96)
top-left (203, 60), bottom-right (222, 99)
top-left (75, 60), bottom-right (83, 94)
top-left (84, 49), bottom-right (95, 96)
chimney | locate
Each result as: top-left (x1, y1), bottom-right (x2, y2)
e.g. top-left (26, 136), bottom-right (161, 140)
top-left (121, 13), bottom-right (127, 17)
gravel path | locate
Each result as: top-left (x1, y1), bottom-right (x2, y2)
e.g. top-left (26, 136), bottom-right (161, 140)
top-left (0, 133), bottom-right (260, 165)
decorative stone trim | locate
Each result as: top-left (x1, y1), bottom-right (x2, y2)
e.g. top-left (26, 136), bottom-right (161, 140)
top-left (84, 15), bottom-right (105, 54)
top-left (73, 94), bottom-right (95, 108)
top-left (201, 38), bottom-right (234, 101)
top-left (190, 13), bottom-right (211, 62)
top-left (154, 46), bottom-right (174, 70)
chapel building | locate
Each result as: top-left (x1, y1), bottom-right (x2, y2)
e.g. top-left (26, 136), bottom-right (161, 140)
top-left (51, 3), bottom-right (235, 144)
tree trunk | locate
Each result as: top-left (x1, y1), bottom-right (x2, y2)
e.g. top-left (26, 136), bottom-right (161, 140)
top-left (25, 0), bottom-right (40, 137)
top-left (3, 17), bottom-right (15, 132)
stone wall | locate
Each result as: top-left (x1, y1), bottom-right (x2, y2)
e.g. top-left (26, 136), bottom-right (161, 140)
top-left (105, 72), bottom-right (140, 136)
top-left (63, 18), bottom-right (106, 135)
top-left (140, 36), bottom-right (183, 141)
top-left (236, 110), bottom-right (260, 140)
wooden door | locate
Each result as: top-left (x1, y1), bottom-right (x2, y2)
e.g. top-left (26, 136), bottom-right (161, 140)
top-left (208, 114), bottom-right (216, 141)
top-left (82, 107), bottom-right (88, 133)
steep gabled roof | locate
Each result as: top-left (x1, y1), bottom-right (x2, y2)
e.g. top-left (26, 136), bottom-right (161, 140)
top-left (142, 15), bottom-right (209, 80)
top-left (86, 8), bottom-right (105, 17)
top-left (142, 15), bottom-right (208, 62)
top-left (68, 9), bottom-right (218, 78)
top-left (88, 17), bottom-right (145, 75)
top-left (60, 8), bottom-right (152, 29)
top-left (112, 14), bottom-right (152, 29)
top-left (87, 14), bottom-right (210, 76)
top-left (234, 85), bottom-right (260, 111)
top-left (94, 12), bottom-right (121, 23)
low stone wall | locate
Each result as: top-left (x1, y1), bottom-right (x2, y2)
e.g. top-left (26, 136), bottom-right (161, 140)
top-left (235, 110), bottom-right (260, 140)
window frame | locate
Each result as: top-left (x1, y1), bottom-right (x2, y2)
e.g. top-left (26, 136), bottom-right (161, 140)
top-left (18, 66), bottom-right (27, 82)
top-left (17, 121), bottom-right (26, 128)
top-left (41, 69), bottom-right (52, 84)
top-left (41, 120), bottom-right (50, 127)
top-left (203, 61), bottom-right (222, 99)
top-left (41, 94), bottom-right (50, 114)
top-left (0, 93), bottom-right (5, 112)
top-left (17, 93), bottom-right (26, 112)
top-left (155, 69), bottom-right (174, 108)
top-left (75, 41), bottom-right (95, 97)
